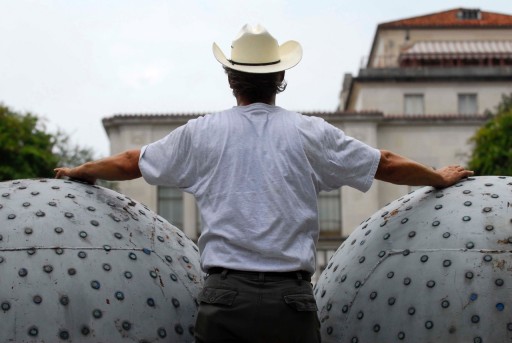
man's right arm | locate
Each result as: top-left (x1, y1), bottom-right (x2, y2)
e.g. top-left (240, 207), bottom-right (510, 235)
top-left (375, 150), bottom-right (474, 188)
top-left (54, 149), bottom-right (142, 184)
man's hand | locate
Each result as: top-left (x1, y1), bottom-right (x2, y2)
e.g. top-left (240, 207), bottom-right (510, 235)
top-left (54, 167), bottom-right (97, 184)
top-left (433, 165), bottom-right (474, 188)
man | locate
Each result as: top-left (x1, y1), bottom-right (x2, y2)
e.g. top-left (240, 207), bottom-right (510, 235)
top-left (55, 24), bottom-right (473, 343)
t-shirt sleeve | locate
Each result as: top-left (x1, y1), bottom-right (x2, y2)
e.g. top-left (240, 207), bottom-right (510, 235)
top-left (138, 124), bottom-right (197, 191)
top-left (298, 116), bottom-right (381, 193)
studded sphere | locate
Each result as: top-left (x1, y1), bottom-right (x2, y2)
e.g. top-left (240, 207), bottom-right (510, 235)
top-left (315, 176), bottom-right (512, 343)
top-left (0, 179), bottom-right (203, 342)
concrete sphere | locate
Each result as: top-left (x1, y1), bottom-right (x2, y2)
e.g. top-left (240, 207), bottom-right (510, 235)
top-left (315, 176), bottom-right (512, 343)
top-left (0, 179), bottom-right (203, 343)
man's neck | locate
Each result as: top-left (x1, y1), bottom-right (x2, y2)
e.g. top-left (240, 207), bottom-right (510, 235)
top-left (236, 96), bottom-right (276, 106)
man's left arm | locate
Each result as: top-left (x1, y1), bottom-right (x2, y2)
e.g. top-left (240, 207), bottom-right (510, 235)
top-left (54, 149), bottom-right (142, 184)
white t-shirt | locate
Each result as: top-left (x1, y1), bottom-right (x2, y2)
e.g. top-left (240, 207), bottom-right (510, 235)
top-left (139, 103), bottom-right (380, 273)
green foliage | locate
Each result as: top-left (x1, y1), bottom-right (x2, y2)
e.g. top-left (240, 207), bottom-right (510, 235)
top-left (468, 94), bottom-right (512, 176)
top-left (0, 104), bottom-right (59, 181)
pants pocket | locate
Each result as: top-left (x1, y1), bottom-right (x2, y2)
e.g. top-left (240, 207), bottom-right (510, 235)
top-left (283, 293), bottom-right (318, 312)
top-left (198, 287), bottom-right (238, 306)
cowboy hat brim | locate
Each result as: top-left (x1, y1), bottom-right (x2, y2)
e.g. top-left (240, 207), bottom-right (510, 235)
top-left (212, 40), bottom-right (302, 74)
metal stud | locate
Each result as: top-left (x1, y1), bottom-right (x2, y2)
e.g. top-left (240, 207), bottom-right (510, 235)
top-left (122, 321), bottom-right (131, 330)
top-left (60, 296), bottom-right (69, 306)
top-left (19, 268), bottom-right (28, 277)
top-left (33, 295), bottom-right (42, 304)
top-left (28, 326), bottom-right (38, 337)
top-left (92, 309), bottom-right (102, 319)
top-left (158, 328), bottom-right (167, 338)
top-left (146, 298), bottom-right (155, 307)
top-left (1, 301), bottom-right (11, 311)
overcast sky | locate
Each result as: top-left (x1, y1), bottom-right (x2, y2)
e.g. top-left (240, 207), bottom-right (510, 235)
top-left (1, 0), bottom-right (511, 157)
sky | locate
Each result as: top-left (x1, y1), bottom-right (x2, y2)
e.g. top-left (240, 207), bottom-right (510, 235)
top-left (1, 0), bottom-right (511, 158)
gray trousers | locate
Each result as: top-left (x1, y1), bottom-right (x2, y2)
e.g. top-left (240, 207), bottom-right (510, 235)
top-left (194, 269), bottom-right (321, 343)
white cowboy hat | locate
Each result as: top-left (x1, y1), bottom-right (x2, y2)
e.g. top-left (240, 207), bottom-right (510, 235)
top-left (212, 24), bottom-right (302, 74)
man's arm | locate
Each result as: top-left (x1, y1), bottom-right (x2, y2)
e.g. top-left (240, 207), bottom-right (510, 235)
top-left (375, 150), bottom-right (474, 188)
top-left (54, 149), bottom-right (142, 184)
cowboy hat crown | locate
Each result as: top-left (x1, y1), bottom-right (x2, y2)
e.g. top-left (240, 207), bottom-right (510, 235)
top-left (213, 24), bottom-right (302, 74)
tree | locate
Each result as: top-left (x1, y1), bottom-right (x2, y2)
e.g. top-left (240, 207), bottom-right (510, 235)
top-left (0, 104), bottom-right (59, 181)
top-left (468, 94), bottom-right (512, 176)
top-left (0, 103), bottom-right (101, 182)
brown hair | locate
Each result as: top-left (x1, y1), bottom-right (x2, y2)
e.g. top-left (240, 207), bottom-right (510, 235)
top-left (223, 66), bottom-right (287, 103)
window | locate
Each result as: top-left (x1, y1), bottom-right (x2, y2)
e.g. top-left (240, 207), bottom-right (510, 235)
top-left (458, 94), bottom-right (478, 114)
top-left (318, 190), bottom-right (341, 236)
top-left (404, 94), bottom-right (424, 115)
top-left (157, 186), bottom-right (183, 228)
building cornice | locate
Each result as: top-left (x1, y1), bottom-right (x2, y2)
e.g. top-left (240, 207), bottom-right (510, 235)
top-left (355, 66), bottom-right (512, 82)
top-left (102, 112), bottom-right (489, 132)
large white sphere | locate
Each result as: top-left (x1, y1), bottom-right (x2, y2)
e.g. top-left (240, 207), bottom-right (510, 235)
top-left (0, 179), bottom-right (203, 342)
top-left (315, 176), bottom-right (512, 343)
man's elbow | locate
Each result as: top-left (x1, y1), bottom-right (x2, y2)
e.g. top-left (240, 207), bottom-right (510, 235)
top-left (375, 150), bottom-right (393, 181)
top-left (120, 150), bottom-right (142, 179)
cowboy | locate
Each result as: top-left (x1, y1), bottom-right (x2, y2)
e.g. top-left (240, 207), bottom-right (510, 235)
top-left (55, 24), bottom-right (473, 342)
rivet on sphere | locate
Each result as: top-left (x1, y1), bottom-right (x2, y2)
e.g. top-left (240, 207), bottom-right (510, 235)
top-left (33, 295), bottom-right (42, 304)
top-left (18, 268), bottom-right (28, 277)
top-left (81, 326), bottom-right (90, 336)
top-left (60, 296), bottom-right (70, 306)
top-left (157, 328), bottom-right (167, 338)
top-left (122, 321), bottom-right (131, 330)
top-left (172, 298), bottom-right (180, 308)
top-left (175, 324), bottom-right (184, 335)
top-left (425, 321), bottom-right (434, 329)
top-left (28, 326), bottom-right (38, 337)
top-left (92, 309), bottom-right (102, 319)
top-left (1, 301), bottom-right (11, 311)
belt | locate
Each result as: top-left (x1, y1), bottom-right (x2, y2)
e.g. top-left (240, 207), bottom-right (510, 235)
top-left (208, 267), bottom-right (312, 282)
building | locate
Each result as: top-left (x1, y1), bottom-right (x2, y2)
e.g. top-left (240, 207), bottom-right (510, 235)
top-left (103, 8), bottom-right (512, 275)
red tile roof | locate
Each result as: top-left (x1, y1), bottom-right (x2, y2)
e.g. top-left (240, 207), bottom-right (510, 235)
top-left (380, 8), bottom-right (512, 29)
